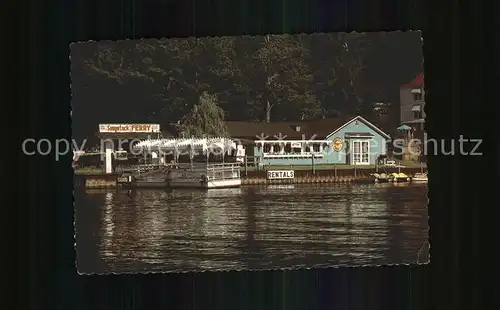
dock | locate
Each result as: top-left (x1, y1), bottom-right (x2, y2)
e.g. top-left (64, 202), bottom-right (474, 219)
top-left (75, 166), bottom-right (426, 189)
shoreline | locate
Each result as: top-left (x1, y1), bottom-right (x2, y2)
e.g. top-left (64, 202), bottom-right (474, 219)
top-left (75, 166), bottom-right (426, 189)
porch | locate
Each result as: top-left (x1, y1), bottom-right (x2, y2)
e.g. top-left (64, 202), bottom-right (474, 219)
top-left (254, 139), bottom-right (331, 159)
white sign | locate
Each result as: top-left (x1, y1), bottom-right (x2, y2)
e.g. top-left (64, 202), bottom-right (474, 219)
top-left (236, 146), bottom-right (246, 163)
top-left (99, 124), bottom-right (161, 133)
top-left (267, 170), bottom-right (295, 180)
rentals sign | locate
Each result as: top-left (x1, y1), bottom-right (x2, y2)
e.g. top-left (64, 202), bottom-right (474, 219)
top-left (267, 170), bottom-right (295, 180)
top-left (99, 124), bottom-right (161, 133)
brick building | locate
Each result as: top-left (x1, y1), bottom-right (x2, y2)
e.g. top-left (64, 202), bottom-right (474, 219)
top-left (399, 72), bottom-right (425, 131)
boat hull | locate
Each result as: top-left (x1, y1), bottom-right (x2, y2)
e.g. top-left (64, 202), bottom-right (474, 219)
top-left (121, 163), bottom-right (243, 189)
top-left (168, 178), bottom-right (241, 189)
top-left (411, 178), bottom-right (428, 183)
top-left (133, 181), bottom-right (168, 188)
top-left (392, 177), bottom-right (411, 182)
top-left (411, 173), bottom-right (428, 183)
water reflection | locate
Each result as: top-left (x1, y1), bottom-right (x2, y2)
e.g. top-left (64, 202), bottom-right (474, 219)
top-left (76, 184), bottom-right (429, 273)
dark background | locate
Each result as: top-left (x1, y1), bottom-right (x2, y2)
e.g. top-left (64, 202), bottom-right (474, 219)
top-left (15, 0), bottom-right (490, 309)
top-left (70, 32), bottom-right (423, 145)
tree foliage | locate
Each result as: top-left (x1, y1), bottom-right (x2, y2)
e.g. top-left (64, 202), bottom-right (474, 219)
top-left (253, 34), bottom-right (320, 121)
top-left (80, 33), bottom-right (415, 128)
top-left (178, 92), bottom-right (229, 138)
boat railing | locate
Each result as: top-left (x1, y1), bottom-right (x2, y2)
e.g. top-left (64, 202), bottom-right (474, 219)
top-left (206, 162), bottom-right (241, 170)
top-left (206, 163), bottom-right (240, 180)
top-left (122, 164), bottom-right (161, 174)
top-left (169, 162), bottom-right (241, 181)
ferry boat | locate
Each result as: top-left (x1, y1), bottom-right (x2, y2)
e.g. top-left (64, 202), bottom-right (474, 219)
top-left (165, 163), bottom-right (241, 189)
top-left (126, 137), bottom-right (242, 189)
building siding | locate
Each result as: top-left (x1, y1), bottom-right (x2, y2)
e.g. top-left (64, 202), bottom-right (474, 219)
top-left (252, 118), bottom-right (389, 166)
top-left (400, 88), bottom-right (426, 125)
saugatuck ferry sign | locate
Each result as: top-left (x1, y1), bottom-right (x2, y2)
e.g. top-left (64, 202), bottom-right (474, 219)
top-left (99, 124), bottom-right (161, 133)
top-left (267, 170), bottom-right (295, 180)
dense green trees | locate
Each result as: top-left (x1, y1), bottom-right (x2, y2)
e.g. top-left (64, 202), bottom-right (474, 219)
top-left (177, 92), bottom-right (229, 138)
top-left (81, 33), bottom-right (421, 133)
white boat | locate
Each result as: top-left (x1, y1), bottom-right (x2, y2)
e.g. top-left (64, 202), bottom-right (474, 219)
top-left (130, 137), bottom-right (242, 189)
top-left (411, 172), bottom-right (428, 182)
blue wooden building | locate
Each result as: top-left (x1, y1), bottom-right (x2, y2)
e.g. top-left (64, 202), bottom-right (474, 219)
top-left (226, 116), bottom-right (391, 167)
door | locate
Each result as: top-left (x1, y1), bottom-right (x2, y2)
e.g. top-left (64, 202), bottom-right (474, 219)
top-left (351, 140), bottom-right (370, 165)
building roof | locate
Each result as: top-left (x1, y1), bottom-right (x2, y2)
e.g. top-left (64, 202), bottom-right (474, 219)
top-left (226, 115), bottom-right (390, 140)
top-left (325, 116), bottom-right (391, 140)
top-left (401, 119), bottom-right (425, 124)
top-left (225, 118), bottom-right (347, 140)
top-left (400, 72), bottom-right (424, 88)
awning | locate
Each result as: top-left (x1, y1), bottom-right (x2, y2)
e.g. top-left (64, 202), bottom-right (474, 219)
top-left (402, 119), bottom-right (425, 124)
top-left (397, 125), bottom-right (411, 131)
top-left (344, 132), bottom-right (374, 138)
top-left (411, 105), bottom-right (421, 112)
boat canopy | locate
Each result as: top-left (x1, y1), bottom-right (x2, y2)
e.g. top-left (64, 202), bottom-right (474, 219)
top-left (132, 138), bottom-right (237, 153)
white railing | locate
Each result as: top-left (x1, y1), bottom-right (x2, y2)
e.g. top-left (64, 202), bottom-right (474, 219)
top-left (206, 162), bottom-right (241, 170)
top-left (262, 153), bottom-right (324, 159)
top-left (132, 137), bottom-right (237, 153)
top-left (254, 139), bottom-right (331, 145)
top-left (207, 168), bottom-right (240, 180)
top-left (170, 163), bottom-right (240, 181)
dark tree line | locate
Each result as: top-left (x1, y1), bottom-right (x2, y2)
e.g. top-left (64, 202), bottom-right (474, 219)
top-left (72, 32), bottom-right (423, 139)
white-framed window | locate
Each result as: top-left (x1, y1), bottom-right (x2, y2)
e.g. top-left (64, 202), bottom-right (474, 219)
top-left (351, 140), bottom-right (370, 165)
top-left (411, 104), bottom-right (423, 119)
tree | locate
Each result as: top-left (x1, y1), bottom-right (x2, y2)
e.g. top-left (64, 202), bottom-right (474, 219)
top-left (307, 33), bottom-right (375, 118)
top-left (83, 38), bottom-right (221, 123)
top-left (80, 34), bottom-right (386, 124)
top-left (211, 34), bottom-right (321, 122)
top-left (178, 92), bottom-right (229, 138)
top-left (255, 34), bottom-right (321, 122)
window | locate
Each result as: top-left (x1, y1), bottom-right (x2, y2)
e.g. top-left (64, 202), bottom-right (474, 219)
top-left (362, 142), bottom-right (369, 163)
top-left (413, 92), bottom-right (423, 101)
top-left (263, 144), bottom-right (271, 153)
top-left (351, 140), bottom-right (370, 165)
top-left (353, 141), bottom-right (360, 163)
top-left (411, 104), bottom-right (423, 119)
top-left (284, 143), bottom-right (292, 153)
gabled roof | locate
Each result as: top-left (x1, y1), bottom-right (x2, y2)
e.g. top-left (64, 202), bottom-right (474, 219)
top-left (225, 118), bottom-right (347, 140)
top-left (325, 116), bottom-right (391, 140)
top-left (225, 116), bottom-right (390, 141)
top-left (400, 72), bottom-right (424, 88)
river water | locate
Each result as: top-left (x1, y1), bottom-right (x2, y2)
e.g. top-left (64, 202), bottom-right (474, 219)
top-left (75, 183), bottom-right (429, 274)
